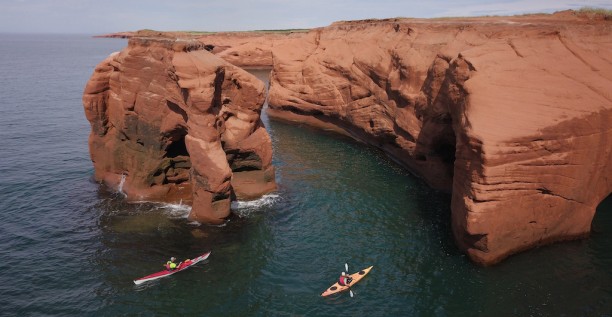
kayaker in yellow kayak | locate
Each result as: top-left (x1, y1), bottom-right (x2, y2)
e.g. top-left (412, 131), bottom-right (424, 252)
top-left (165, 257), bottom-right (178, 271)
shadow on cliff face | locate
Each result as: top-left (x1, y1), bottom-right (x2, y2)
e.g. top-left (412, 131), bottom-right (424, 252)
top-left (166, 133), bottom-right (189, 158)
top-left (592, 194), bottom-right (612, 234)
top-left (413, 121), bottom-right (456, 190)
top-left (153, 127), bottom-right (191, 187)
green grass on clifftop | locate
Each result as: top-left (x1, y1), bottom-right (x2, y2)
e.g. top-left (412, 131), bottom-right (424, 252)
top-left (577, 7), bottom-right (612, 19)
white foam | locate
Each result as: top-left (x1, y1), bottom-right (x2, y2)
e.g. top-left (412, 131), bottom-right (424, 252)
top-left (231, 194), bottom-right (280, 218)
top-left (118, 194), bottom-right (278, 222)
top-left (153, 201), bottom-right (192, 219)
top-left (117, 174), bottom-right (127, 198)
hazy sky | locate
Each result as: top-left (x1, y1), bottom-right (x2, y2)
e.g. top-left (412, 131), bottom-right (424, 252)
top-left (1, 0), bottom-right (611, 34)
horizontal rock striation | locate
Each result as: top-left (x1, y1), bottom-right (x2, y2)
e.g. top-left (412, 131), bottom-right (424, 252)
top-left (447, 24), bottom-right (612, 265)
top-left (83, 37), bottom-right (276, 224)
top-left (200, 13), bottom-right (612, 264)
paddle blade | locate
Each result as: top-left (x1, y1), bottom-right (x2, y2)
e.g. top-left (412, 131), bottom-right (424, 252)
top-left (345, 263), bottom-right (349, 272)
top-left (349, 289), bottom-right (354, 298)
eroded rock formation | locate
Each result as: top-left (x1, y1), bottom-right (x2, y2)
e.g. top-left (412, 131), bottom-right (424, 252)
top-left (83, 37), bottom-right (276, 224)
top-left (197, 12), bottom-right (611, 264)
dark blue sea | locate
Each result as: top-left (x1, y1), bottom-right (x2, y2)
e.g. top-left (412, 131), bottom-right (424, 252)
top-left (0, 34), bottom-right (610, 316)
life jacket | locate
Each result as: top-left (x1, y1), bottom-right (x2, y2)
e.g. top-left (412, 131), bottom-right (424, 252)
top-left (167, 261), bottom-right (177, 269)
top-left (338, 276), bottom-right (349, 286)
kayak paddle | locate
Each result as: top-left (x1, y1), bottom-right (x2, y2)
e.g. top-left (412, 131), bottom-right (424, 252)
top-left (345, 263), bottom-right (354, 297)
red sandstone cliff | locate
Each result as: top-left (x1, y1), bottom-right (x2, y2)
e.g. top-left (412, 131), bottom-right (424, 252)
top-left (196, 12), bottom-right (612, 264)
top-left (83, 37), bottom-right (276, 224)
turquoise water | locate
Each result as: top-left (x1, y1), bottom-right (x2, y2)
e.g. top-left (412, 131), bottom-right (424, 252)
top-left (0, 34), bottom-right (610, 316)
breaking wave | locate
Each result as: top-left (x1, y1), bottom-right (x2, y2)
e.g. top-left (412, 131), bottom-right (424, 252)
top-left (231, 194), bottom-right (280, 218)
top-left (152, 200), bottom-right (192, 219)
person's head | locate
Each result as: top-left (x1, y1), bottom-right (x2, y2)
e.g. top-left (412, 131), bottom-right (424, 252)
top-left (171, 257), bottom-right (176, 261)
top-left (341, 272), bottom-right (346, 276)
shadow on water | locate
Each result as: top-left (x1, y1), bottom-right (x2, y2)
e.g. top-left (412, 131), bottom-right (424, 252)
top-left (413, 187), bottom-right (455, 253)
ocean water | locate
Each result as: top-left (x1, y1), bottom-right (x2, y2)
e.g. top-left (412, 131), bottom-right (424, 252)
top-left (0, 34), bottom-right (610, 316)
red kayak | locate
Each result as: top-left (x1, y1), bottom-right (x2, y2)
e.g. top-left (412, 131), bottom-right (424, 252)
top-left (133, 251), bottom-right (211, 285)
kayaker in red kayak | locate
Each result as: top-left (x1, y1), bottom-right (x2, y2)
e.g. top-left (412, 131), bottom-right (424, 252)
top-left (165, 257), bottom-right (178, 271)
top-left (135, 252), bottom-right (211, 285)
top-left (338, 272), bottom-right (353, 286)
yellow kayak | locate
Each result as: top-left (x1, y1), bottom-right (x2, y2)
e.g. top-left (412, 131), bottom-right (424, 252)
top-left (321, 266), bottom-right (373, 297)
